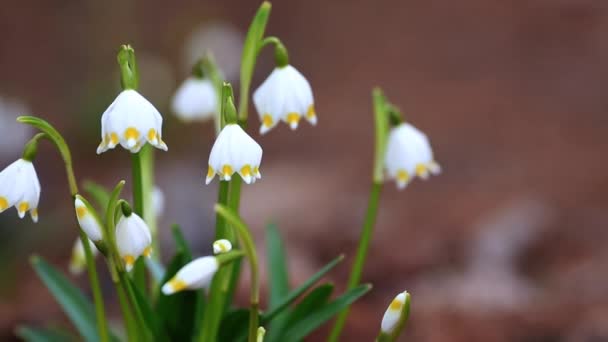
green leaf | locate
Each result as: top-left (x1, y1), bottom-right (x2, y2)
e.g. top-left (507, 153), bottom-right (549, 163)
top-left (124, 275), bottom-right (163, 340)
top-left (218, 309), bottom-right (250, 342)
top-left (30, 255), bottom-right (99, 342)
top-left (266, 223), bottom-right (289, 307)
top-left (83, 181), bottom-right (111, 214)
top-left (171, 224), bottom-right (192, 259)
top-left (281, 284), bottom-right (372, 341)
top-left (265, 223), bottom-right (290, 342)
top-left (155, 251), bottom-right (200, 341)
top-left (262, 254), bottom-right (344, 324)
top-left (16, 325), bottom-right (78, 342)
top-left (285, 283), bottom-right (334, 328)
top-left (238, 1), bottom-right (271, 121)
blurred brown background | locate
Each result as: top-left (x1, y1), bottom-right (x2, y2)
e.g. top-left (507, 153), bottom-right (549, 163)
top-left (1, 0), bottom-right (608, 341)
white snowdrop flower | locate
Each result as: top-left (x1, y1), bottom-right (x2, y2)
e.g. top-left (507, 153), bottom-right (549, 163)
top-left (172, 77), bottom-right (217, 122)
top-left (115, 213), bottom-right (153, 272)
top-left (96, 89), bottom-right (168, 154)
top-left (152, 186), bottom-right (165, 218)
top-left (381, 291), bottom-right (409, 334)
top-left (69, 238), bottom-right (98, 275)
top-left (384, 123), bottom-right (441, 189)
top-left (0, 159), bottom-right (40, 222)
top-left (253, 65), bottom-right (316, 134)
top-left (206, 124), bottom-right (263, 185)
top-left (74, 196), bottom-right (104, 242)
top-left (213, 239), bottom-right (232, 254)
top-left (162, 256), bottom-right (219, 295)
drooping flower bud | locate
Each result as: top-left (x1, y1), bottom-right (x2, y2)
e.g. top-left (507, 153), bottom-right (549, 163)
top-left (115, 212), bottom-right (152, 271)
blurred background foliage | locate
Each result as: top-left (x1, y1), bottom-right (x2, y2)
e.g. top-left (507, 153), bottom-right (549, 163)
top-left (1, 0), bottom-right (608, 341)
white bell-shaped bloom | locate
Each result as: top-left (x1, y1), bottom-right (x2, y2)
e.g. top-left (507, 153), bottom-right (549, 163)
top-left (96, 89), bottom-right (168, 154)
top-left (0, 159), bottom-right (40, 222)
top-left (171, 77), bottom-right (217, 122)
top-left (381, 291), bottom-right (409, 334)
top-left (206, 124), bottom-right (263, 185)
top-left (385, 123), bottom-right (441, 189)
top-left (115, 213), bottom-right (152, 271)
top-left (69, 238), bottom-right (99, 275)
top-left (213, 239), bottom-right (232, 254)
top-left (253, 65), bottom-right (316, 134)
top-left (161, 256), bottom-right (219, 295)
top-left (74, 196), bottom-right (104, 242)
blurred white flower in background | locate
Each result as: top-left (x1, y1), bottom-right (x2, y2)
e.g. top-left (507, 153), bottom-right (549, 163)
top-left (152, 185), bottom-right (165, 218)
top-left (0, 97), bottom-right (32, 158)
top-left (69, 238), bottom-right (98, 275)
top-left (183, 22), bottom-right (243, 82)
top-left (171, 77), bottom-right (217, 122)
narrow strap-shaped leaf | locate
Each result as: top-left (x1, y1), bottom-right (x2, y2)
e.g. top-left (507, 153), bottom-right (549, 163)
top-left (218, 309), bottom-right (250, 342)
top-left (285, 283), bottom-right (334, 328)
top-left (281, 284), bottom-right (372, 341)
top-left (155, 251), bottom-right (199, 341)
top-left (262, 254), bottom-right (344, 324)
top-left (125, 275), bottom-right (163, 340)
top-left (171, 224), bottom-right (193, 259)
top-left (266, 223), bottom-right (289, 306)
top-left (30, 256), bottom-right (99, 342)
top-left (16, 325), bottom-right (78, 342)
top-left (265, 223), bottom-right (290, 342)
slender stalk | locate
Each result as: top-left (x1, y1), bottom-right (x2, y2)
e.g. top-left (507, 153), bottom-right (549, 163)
top-left (108, 257), bottom-right (138, 342)
top-left (17, 117), bottom-right (109, 342)
top-left (130, 149), bottom-right (148, 293)
top-left (140, 146), bottom-right (158, 260)
top-left (214, 204), bottom-right (259, 342)
top-left (329, 182), bottom-right (382, 342)
top-left (329, 88), bottom-right (390, 341)
top-left (115, 281), bottom-right (138, 342)
top-left (79, 229), bottom-right (109, 342)
top-left (198, 181), bottom-right (231, 342)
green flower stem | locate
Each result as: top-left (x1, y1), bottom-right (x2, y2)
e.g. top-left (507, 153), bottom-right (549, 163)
top-left (130, 151), bottom-right (148, 293)
top-left (17, 116), bottom-right (109, 342)
top-left (79, 228), bottom-right (110, 342)
top-left (329, 89), bottom-right (390, 341)
top-left (199, 54), bottom-right (224, 134)
top-left (258, 36), bottom-right (289, 67)
top-left (198, 181), bottom-right (231, 342)
top-left (198, 86), bottom-right (233, 342)
top-left (119, 44), bottom-right (153, 293)
top-left (118, 45), bottom-right (139, 90)
top-left (115, 279), bottom-right (139, 342)
top-left (140, 145), bottom-right (159, 264)
top-left (21, 133), bottom-right (45, 162)
top-left (17, 116), bottom-right (79, 196)
top-left (104, 183), bottom-right (149, 340)
top-left (226, 3), bottom-right (272, 310)
top-left (215, 204), bottom-right (260, 342)
top-left (201, 2), bottom-right (271, 338)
